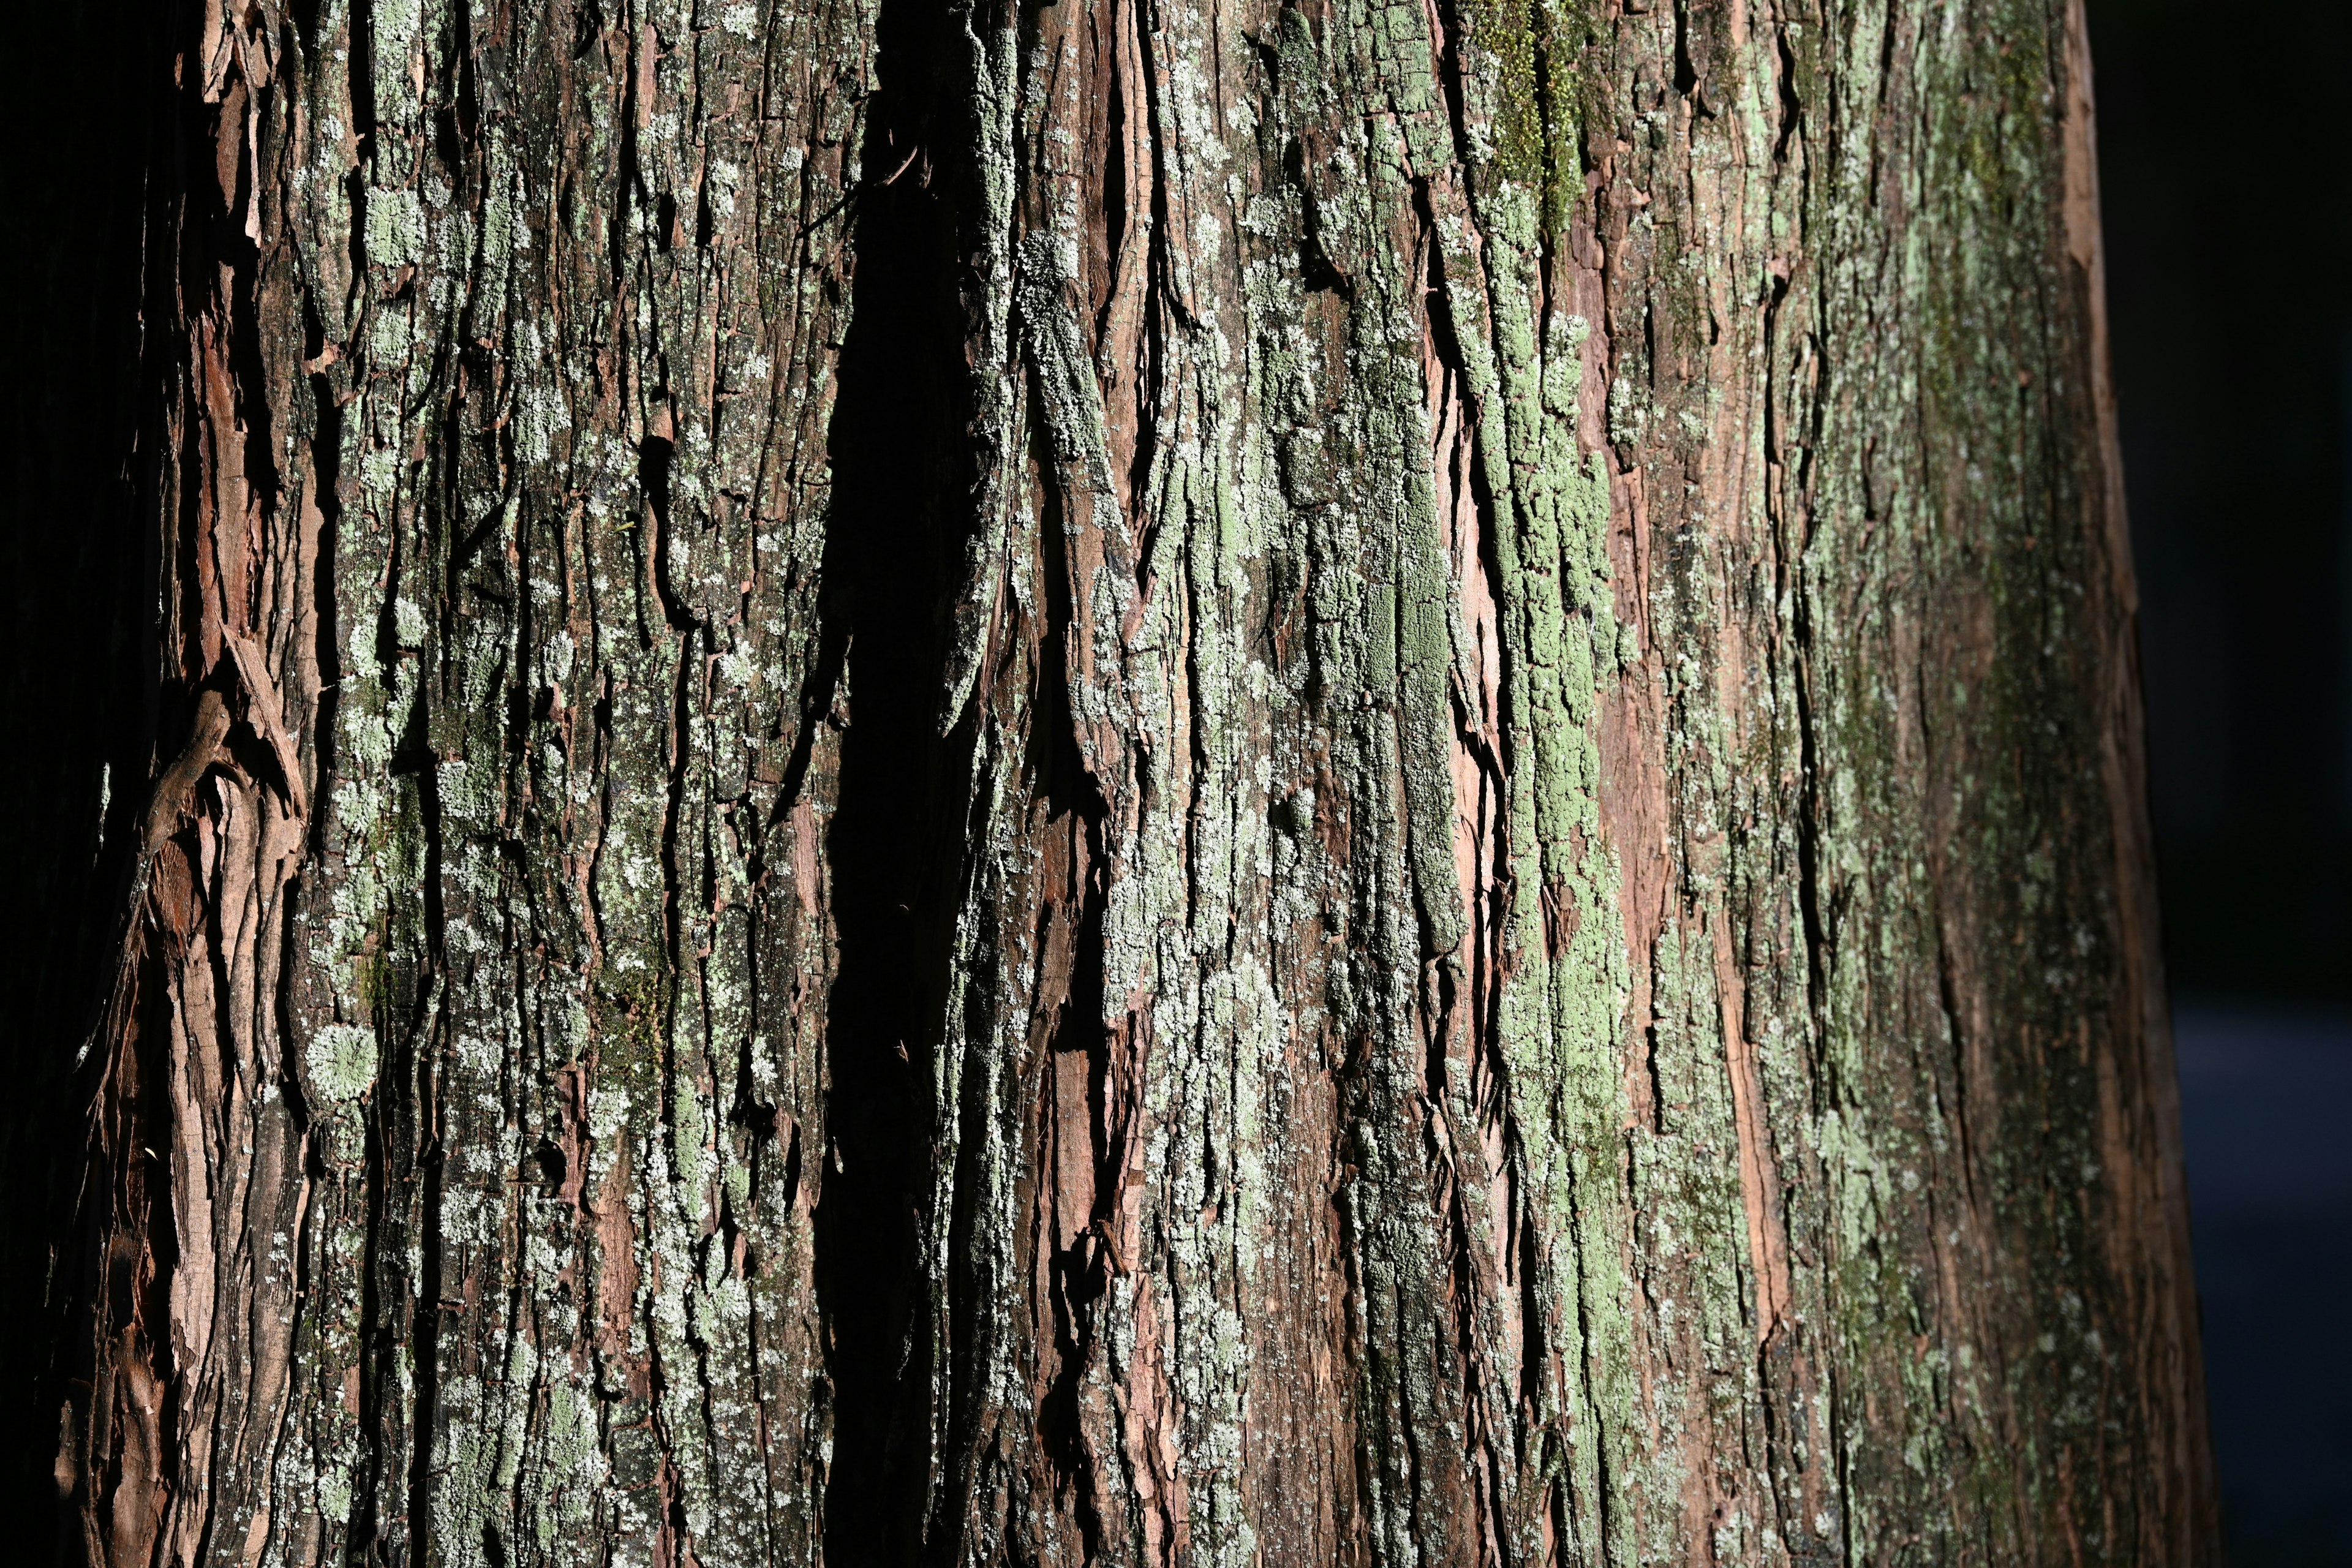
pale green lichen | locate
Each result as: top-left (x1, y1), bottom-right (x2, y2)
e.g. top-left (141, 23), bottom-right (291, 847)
top-left (364, 186), bottom-right (424, 268)
top-left (305, 1023), bottom-right (380, 1102)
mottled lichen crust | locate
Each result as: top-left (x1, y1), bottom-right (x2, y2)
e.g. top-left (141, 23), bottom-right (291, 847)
top-left (887, 0), bottom-right (2209, 1562)
top-left (69, 0), bottom-right (873, 1562)
top-left (69, 0), bottom-right (2212, 1562)
top-left (301, 0), bottom-right (873, 1558)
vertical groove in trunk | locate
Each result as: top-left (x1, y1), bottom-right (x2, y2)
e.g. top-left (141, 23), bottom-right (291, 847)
top-left (18, 0), bottom-right (2217, 1563)
top-left (812, 0), bottom-right (969, 1550)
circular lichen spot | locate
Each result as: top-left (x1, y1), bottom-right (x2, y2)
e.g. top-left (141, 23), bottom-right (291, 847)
top-left (307, 1023), bottom-right (380, 1102)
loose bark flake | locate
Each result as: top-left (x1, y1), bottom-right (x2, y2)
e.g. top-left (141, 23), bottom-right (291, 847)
top-left (42, 0), bottom-right (2217, 1565)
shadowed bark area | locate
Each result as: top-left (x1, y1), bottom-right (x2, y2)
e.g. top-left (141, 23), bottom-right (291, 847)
top-left (0, 0), bottom-right (168, 1554)
top-left (13, 0), bottom-right (2217, 1564)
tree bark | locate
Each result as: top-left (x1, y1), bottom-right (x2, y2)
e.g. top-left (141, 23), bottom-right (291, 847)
top-left (22, 0), bottom-right (2218, 1562)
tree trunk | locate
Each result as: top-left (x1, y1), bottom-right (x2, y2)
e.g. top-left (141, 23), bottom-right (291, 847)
top-left (21, 0), bottom-right (2218, 1562)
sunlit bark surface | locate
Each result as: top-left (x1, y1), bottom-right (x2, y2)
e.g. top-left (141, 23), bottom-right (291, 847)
top-left (27, 0), bottom-right (2217, 1562)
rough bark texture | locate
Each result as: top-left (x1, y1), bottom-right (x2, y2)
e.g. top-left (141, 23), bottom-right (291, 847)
top-left (12, 0), bottom-right (2217, 1563)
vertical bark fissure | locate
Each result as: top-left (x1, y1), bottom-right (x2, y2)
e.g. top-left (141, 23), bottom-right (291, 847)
top-left (809, 0), bottom-right (974, 1555)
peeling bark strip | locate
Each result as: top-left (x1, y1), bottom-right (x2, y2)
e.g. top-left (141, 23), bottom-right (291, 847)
top-left (48, 0), bottom-right (2217, 1564)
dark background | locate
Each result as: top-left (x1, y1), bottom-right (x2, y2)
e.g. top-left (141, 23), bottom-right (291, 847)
top-left (2089, 1), bottom-right (2352, 1560)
